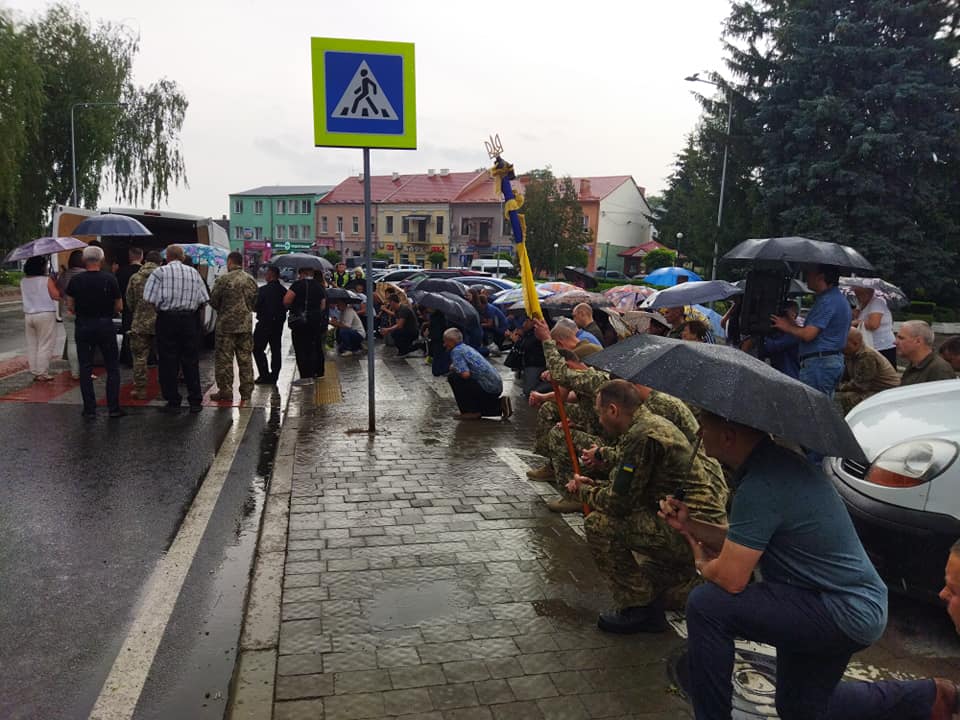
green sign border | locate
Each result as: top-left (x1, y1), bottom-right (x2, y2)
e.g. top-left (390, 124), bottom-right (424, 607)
top-left (311, 37), bottom-right (417, 150)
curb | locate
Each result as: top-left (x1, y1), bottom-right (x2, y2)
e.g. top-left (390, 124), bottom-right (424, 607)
top-left (227, 397), bottom-right (300, 720)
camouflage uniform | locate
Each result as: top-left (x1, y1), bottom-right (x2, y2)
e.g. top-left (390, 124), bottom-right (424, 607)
top-left (125, 261), bottom-right (160, 393)
top-left (579, 405), bottom-right (729, 609)
top-left (645, 391), bottom-right (699, 445)
top-left (209, 267), bottom-right (258, 399)
top-left (837, 345), bottom-right (900, 414)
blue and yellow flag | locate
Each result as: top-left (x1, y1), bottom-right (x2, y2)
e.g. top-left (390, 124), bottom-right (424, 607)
top-left (487, 137), bottom-right (542, 321)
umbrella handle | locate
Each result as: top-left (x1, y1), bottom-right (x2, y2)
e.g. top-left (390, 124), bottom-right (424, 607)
top-left (552, 381), bottom-right (590, 516)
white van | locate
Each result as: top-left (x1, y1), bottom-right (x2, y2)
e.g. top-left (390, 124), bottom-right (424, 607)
top-left (470, 258), bottom-right (515, 277)
top-left (387, 263), bottom-right (422, 271)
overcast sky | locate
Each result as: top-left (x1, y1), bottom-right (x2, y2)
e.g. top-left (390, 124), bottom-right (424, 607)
top-left (8, 0), bottom-right (731, 218)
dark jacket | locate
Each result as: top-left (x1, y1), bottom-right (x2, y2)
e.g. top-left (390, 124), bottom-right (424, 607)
top-left (256, 279), bottom-right (288, 323)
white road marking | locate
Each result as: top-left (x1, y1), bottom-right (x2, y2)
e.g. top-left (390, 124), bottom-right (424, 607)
top-left (405, 357), bottom-right (454, 399)
top-left (493, 446), bottom-right (585, 538)
top-left (88, 408), bottom-right (252, 720)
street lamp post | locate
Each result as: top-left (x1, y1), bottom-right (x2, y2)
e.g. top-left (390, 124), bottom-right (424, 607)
top-left (675, 233), bottom-right (683, 267)
top-left (71, 101), bottom-right (127, 207)
top-left (603, 242), bottom-right (610, 277)
top-left (553, 242), bottom-right (559, 280)
top-left (684, 73), bottom-right (732, 281)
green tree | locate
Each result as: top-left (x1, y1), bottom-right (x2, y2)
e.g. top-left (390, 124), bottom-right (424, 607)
top-left (428, 251), bottom-right (446, 268)
top-left (643, 248), bottom-right (676, 272)
top-left (372, 250), bottom-right (391, 261)
top-left (725, 0), bottom-right (960, 299)
top-left (1, 4), bottom-right (188, 249)
top-left (323, 250), bottom-right (342, 264)
top-left (520, 168), bottom-right (591, 275)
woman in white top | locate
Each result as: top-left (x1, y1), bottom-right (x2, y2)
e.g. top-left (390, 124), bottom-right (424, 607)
top-left (20, 256), bottom-right (61, 381)
top-left (852, 285), bottom-right (896, 367)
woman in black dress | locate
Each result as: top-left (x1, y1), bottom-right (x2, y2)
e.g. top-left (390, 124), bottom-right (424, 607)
top-left (283, 267), bottom-right (328, 385)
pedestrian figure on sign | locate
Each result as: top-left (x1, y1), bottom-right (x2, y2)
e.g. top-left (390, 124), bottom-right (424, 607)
top-left (350, 69), bottom-right (379, 117)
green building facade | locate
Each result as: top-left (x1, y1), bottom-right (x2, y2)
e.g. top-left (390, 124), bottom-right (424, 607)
top-left (228, 185), bottom-right (333, 264)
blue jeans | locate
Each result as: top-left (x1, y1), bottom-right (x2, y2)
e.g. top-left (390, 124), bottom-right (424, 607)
top-left (686, 581), bottom-right (864, 720)
top-left (823, 679), bottom-right (935, 719)
top-left (799, 354), bottom-right (844, 398)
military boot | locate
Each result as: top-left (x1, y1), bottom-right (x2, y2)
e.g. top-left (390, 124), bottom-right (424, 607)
top-left (526, 464), bottom-right (554, 480)
top-left (597, 604), bottom-right (668, 634)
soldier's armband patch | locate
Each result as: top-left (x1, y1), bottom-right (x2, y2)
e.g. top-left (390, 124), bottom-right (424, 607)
top-left (613, 463), bottom-right (635, 494)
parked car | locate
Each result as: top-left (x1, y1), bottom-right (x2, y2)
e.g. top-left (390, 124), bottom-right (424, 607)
top-left (827, 379), bottom-right (960, 600)
top-left (454, 276), bottom-right (518, 291)
top-left (597, 270), bottom-right (630, 280)
top-left (378, 269), bottom-right (426, 284)
top-left (387, 263), bottom-right (422, 271)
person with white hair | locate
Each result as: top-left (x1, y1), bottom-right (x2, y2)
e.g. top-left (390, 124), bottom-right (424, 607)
top-left (551, 317), bottom-right (602, 359)
top-left (442, 327), bottom-right (511, 420)
top-left (65, 245), bottom-right (124, 418)
top-left (896, 320), bottom-right (955, 386)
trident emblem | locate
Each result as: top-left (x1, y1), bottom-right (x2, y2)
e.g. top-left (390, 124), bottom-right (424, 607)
top-left (484, 134), bottom-right (504, 160)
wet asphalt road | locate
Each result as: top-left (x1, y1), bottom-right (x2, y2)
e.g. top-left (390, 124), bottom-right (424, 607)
top-left (0, 314), bottom-right (286, 719)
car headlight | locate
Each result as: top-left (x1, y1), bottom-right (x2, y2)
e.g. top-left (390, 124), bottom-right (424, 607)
top-left (866, 440), bottom-right (959, 488)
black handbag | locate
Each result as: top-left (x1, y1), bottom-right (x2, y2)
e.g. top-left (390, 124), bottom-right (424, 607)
top-left (503, 343), bottom-right (523, 370)
top-left (287, 280), bottom-right (309, 329)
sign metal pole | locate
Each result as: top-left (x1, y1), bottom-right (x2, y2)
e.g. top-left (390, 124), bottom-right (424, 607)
top-left (363, 147), bottom-right (375, 433)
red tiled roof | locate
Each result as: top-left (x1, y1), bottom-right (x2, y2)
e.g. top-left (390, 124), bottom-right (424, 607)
top-left (452, 174), bottom-right (635, 203)
top-left (317, 174), bottom-right (414, 204)
top-left (618, 240), bottom-right (668, 257)
top-left (384, 171), bottom-right (486, 203)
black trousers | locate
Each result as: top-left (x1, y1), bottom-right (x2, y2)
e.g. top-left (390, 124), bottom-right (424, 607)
top-left (253, 319), bottom-right (284, 379)
top-left (394, 330), bottom-right (419, 354)
top-left (448, 374), bottom-right (501, 416)
top-left (291, 321), bottom-right (327, 379)
top-left (76, 317), bottom-right (120, 413)
top-left (156, 310), bottom-right (203, 406)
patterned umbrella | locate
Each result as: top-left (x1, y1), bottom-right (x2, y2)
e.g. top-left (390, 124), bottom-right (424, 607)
top-left (4, 237), bottom-right (87, 262)
top-left (603, 284), bottom-right (657, 312)
top-left (840, 277), bottom-right (908, 309)
top-left (537, 281), bottom-right (580, 295)
top-left (540, 290), bottom-right (612, 309)
top-left (492, 286), bottom-right (555, 306)
top-left (163, 243), bottom-right (229, 266)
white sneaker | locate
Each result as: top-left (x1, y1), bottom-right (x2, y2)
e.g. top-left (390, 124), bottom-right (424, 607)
top-left (340, 350), bottom-right (354, 357)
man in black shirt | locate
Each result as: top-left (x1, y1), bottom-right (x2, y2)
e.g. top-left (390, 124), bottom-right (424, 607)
top-left (66, 245), bottom-right (124, 418)
top-left (253, 265), bottom-right (287, 384)
top-left (381, 293), bottom-right (421, 356)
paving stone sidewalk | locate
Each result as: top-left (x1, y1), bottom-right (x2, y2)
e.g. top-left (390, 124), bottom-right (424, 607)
top-left (239, 350), bottom-right (692, 720)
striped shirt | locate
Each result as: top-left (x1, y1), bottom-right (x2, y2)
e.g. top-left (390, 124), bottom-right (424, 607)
top-left (142, 260), bottom-right (210, 311)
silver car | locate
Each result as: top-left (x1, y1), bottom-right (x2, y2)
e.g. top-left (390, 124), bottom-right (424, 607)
top-left (828, 378), bottom-right (960, 599)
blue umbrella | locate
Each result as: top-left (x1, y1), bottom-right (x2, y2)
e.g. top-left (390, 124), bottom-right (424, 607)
top-left (647, 280), bottom-right (743, 309)
top-left (644, 266), bottom-right (703, 287)
top-left (4, 236), bottom-right (87, 262)
top-left (72, 213), bottom-right (152, 236)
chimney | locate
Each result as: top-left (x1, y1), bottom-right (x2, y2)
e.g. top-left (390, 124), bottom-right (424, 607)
top-left (439, 168), bottom-right (449, 177)
top-left (580, 178), bottom-right (592, 197)
top-left (357, 173), bottom-right (364, 182)
top-left (392, 172), bottom-right (400, 181)
top-left (427, 168), bottom-right (436, 177)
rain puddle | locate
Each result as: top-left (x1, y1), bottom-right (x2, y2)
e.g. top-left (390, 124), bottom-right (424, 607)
top-left (367, 580), bottom-right (466, 626)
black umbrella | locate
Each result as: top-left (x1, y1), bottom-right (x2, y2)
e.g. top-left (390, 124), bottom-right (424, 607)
top-left (561, 266), bottom-right (599, 289)
top-left (584, 334), bottom-right (867, 463)
top-left (326, 288), bottom-right (363, 303)
top-left (722, 236), bottom-right (874, 273)
top-left (414, 291), bottom-right (479, 326)
top-left (272, 253), bottom-right (333, 272)
top-left (71, 214), bottom-right (152, 236)
top-left (408, 277), bottom-right (469, 296)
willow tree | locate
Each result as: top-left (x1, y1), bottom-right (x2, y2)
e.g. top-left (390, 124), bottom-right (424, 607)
top-left (0, 4), bottom-right (188, 248)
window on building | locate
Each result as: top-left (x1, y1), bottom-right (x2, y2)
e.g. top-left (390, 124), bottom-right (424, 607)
top-left (582, 215), bottom-right (589, 230)
top-left (302, 225), bottom-right (311, 239)
top-left (233, 199), bottom-right (243, 214)
top-left (385, 216), bottom-right (394, 235)
top-left (436, 216), bottom-right (444, 236)
top-left (336, 216), bottom-right (343, 233)
top-left (254, 200), bottom-right (263, 215)
top-left (352, 216), bottom-right (359, 234)
top-left (276, 225), bottom-right (286, 240)
top-left (234, 226), bottom-right (242, 240)
top-left (503, 217), bottom-right (512, 236)
top-left (255, 227), bottom-right (263, 240)
top-left (301, 200), bottom-right (311, 214)
top-left (461, 218), bottom-right (470, 235)
top-left (289, 225), bottom-right (299, 240)
top-left (320, 216), bottom-right (328, 233)
top-left (369, 215), bottom-right (376, 234)
top-left (276, 199), bottom-right (286, 214)
top-left (401, 217), bottom-right (409, 234)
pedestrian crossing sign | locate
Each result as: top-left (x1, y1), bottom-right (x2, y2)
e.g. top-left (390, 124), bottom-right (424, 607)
top-left (311, 37), bottom-right (417, 150)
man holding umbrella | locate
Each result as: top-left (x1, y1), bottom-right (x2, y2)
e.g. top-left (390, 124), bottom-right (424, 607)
top-left (771, 265), bottom-right (851, 397)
